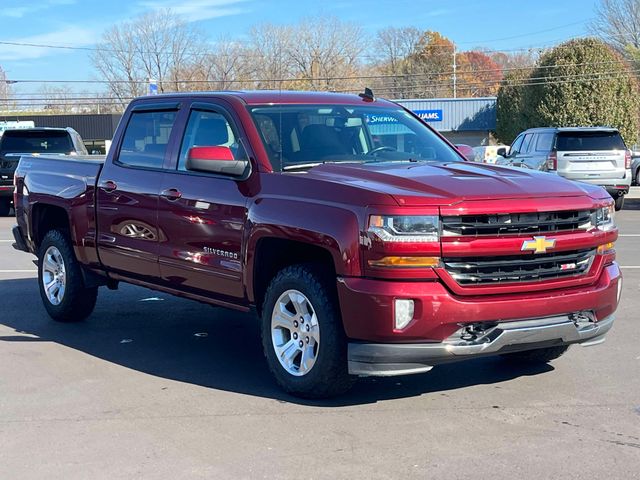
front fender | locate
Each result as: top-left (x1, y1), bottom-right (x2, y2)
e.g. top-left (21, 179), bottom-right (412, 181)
top-left (245, 198), bottom-right (362, 301)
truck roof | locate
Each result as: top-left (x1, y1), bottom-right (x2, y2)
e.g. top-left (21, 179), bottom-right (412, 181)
top-left (134, 90), bottom-right (399, 107)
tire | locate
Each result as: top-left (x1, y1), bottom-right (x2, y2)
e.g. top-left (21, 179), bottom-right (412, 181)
top-left (261, 264), bottom-right (355, 398)
top-left (501, 345), bottom-right (569, 363)
top-left (38, 229), bottom-right (98, 322)
top-left (614, 195), bottom-right (625, 211)
top-left (0, 199), bottom-right (10, 217)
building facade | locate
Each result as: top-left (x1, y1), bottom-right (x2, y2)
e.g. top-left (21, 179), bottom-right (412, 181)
top-left (397, 97), bottom-right (497, 146)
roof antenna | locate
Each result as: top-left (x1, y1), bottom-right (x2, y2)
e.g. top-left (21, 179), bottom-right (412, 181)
top-left (359, 87), bottom-right (375, 102)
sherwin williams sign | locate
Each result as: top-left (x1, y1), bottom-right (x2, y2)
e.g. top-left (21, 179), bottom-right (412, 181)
top-left (414, 109), bottom-right (443, 122)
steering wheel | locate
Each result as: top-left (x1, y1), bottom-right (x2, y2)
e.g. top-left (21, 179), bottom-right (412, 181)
top-left (367, 146), bottom-right (396, 156)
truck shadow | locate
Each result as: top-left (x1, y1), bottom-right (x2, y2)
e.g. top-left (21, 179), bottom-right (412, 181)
top-left (0, 277), bottom-right (553, 407)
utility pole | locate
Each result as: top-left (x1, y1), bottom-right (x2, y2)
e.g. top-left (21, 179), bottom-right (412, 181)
top-left (452, 44), bottom-right (457, 99)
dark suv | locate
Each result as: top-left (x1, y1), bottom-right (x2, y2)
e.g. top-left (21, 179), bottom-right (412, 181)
top-left (498, 127), bottom-right (631, 210)
top-left (0, 127), bottom-right (87, 215)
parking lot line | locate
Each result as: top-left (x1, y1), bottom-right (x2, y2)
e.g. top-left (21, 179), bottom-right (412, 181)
top-left (0, 270), bottom-right (37, 273)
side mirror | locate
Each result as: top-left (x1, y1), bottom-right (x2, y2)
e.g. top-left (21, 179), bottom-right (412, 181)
top-left (186, 146), bottom-right (248, 177)
top-left (496, 147), bottom-right (507, 157)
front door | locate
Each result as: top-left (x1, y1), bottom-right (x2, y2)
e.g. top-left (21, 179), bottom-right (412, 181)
top-left (156, 101), bottom-right (250, 301)
top-left (96, 105), bottom-right (181, 281)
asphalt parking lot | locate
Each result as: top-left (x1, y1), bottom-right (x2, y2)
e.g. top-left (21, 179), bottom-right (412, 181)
top-left (0, 196), bottom-right (639, 480)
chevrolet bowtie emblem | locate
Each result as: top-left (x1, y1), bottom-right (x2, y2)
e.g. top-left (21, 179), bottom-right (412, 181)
top-left (521, 236), bottom-right (556, 254)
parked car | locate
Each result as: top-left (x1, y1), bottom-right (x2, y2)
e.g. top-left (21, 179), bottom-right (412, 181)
top-left (497, 127), bottom-right (631, 210)
top-left (0, 127), bottom-right (87, 216)
top-left (454, 144), bottom-right (475, 161)
top-left (472, 145), bottom-right (509, 164)
top-left (12, 91), bottom-right (620, 398)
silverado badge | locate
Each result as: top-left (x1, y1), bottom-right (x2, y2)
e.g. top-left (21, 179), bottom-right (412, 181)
top-left (521, 236), bottom-right (556, 254)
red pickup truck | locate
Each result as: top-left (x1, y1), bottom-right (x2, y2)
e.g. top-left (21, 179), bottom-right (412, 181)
top-left (12, 91), bottom-right (621, 398)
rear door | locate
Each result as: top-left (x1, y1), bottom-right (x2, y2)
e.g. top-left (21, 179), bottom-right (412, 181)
top-left (96, 102), bottom-right (181, 281)
top-left (556, 130), bottom-right (626, 181)
top-left (156, 100), bottom-right (250, 301)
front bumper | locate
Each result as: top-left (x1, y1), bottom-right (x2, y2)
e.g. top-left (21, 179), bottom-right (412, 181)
top-left (338, 262), bottom-right (621, 375)
top-left (348, 313), bottom-right (614, 376)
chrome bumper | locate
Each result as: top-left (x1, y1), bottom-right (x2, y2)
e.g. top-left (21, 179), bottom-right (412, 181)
top-left (348, 313), bottom-right (615, 377)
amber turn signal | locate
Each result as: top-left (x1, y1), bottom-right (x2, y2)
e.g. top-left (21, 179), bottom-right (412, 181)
top-left (597, 242), bottom-right (615, 254)
top-left (368, 256), bottom-right (441, 268)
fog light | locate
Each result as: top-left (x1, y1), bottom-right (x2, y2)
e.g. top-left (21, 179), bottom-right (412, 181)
top-left (395, 299), bottom-right (414, 330)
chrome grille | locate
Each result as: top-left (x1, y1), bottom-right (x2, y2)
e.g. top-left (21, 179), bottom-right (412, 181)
top-left (443, 249), bottom-right (595, 285)
top-left (442, 210), bottom-right (593, 236)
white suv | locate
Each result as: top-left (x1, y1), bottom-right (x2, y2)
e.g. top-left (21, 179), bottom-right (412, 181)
top-left (498, 127), bottom-right (631, 210)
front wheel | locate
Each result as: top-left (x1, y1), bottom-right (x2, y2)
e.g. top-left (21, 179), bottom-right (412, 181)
top-left (261, 264), bottom-right (354, 398)
top-left (614, 195), bottom-right (625, 211)
top-left (500, 345), bottom-right (569, 363)
top-left (38, 230), bottom-right (98, 322)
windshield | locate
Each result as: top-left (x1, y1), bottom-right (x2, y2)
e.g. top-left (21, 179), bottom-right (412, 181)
top-left (249, 104), bottom-right (461, 170)
top-left (0, 130), bottom-right (74, 154)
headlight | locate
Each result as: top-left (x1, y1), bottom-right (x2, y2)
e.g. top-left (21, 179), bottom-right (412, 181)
top-left (368, 215), bottom-right (439, 242)
top-left (594, 204), bottom-right (615, 231)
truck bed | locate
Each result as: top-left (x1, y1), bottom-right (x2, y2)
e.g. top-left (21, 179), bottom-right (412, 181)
top-left (16, 154), bottom-right (106, 199)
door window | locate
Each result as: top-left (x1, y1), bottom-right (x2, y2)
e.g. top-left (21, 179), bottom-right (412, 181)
top-left (535, 133), bottom-right (554, 152)
top-left (521, 133), bottom-right (534, 154)
top-left (118, 110), bottom-right (178, 169)
top-left (178, 109), bottom-right (247, 171)
top-left (510, 134), bottom-right (525, 155)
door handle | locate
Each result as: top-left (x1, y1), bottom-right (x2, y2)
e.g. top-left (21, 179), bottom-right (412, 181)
top-left (100, 180), bottom-right (118, 193)
top-left (160, 188), bottom-right (182, 201)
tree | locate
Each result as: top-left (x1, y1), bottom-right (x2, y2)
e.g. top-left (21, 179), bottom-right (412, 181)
top-left (406, 31), bottom-right (455, 98)
top-left (496, 38), bottom-right (640, 145)
top-left (285, 17), bottom-right (367, 91)
top-left (590, 0), bottom-right (640, 51)
top-left (456, 50), bottom-right (502, 96)
top-left (92, 9), bottom-right (207, 106)
top-left (370, 27), bottom-right (423, 97)
top-left (496, 67), bottom-right (534, 143)
top-left (0, 66), bottom-right (13, 111)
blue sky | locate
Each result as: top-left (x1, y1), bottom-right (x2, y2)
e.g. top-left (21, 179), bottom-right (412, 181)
top-left (0, 0), bottom-right (600, 95)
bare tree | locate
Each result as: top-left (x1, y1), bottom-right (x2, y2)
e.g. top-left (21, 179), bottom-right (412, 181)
top-left (92, 9), bottom-right (207, 104)
top-left (284, 17), bottom-right (368, 91)
top-left (0, 66), bottom-right (16, 111)
top-left (372, 27), bottom-right (423, 97)
top-left (187, 39), bottom-right (253, 91)
top-left (247, 23), bottom-right (293, 89)
top-left (590, 0), bottom-right (640, 50)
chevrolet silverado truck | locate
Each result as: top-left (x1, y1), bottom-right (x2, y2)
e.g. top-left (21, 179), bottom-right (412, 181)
top-left (11, 91), bottom-right (621, 398)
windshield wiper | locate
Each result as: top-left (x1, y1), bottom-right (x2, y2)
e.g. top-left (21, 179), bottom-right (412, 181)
top-left (283, 160), bottom-right (365, 171)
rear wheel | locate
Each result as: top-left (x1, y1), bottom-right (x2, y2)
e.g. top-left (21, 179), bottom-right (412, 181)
top-left (261, 264), bottom-right (354, 398)
top-left (38, 230), bottom-right (98, 322)
top-left (501, 345), bottom-right (569, 363)
top-left (0, 199), bottom-right (10, 216)
top-left (614, 195), bottom-right (625, 211)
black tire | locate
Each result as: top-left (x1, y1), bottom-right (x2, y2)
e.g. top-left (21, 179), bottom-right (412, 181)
top-left (0, 199), bottom-right (10, 217)
top-left (501, 345), bottom-right (569, 363)
top-left (261, 264), bottom-right (355, 398)
top-left (614, 195), bottom-right (625, 211)
top-left (38, 229), bottom-right (98, 322)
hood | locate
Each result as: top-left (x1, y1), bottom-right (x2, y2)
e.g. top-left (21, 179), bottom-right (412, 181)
top-left (302, 161), bottom-right (608, 206)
